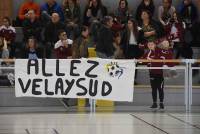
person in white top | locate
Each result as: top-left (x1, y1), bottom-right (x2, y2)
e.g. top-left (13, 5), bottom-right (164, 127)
top-left (54, 29), bottom-right (73, 59)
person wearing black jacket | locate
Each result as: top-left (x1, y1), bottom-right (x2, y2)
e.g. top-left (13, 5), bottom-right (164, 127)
top-left (22, 10), bottom-right (42, 42)
top-left (96, 16), bottom-right (114, 58)
top-left (44, 12), bottom-right (66, 58)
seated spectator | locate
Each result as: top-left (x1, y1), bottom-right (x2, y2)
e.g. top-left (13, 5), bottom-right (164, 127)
top-left (72, 26), bottom-right (89, 59)
top-left (115, 0), bottom-right (130, 25)
top-left (22, 10), bottom-right (42, 42)
top-left (54, 30), bottom-right (73, 59)
top-left (158, 0), bottom-right (176, 26)
top-left (113, 32), bottom-right (124, 59)
top-left (165, 11), bottom-right (185, 59)
top-left (138, 10), bottom-right (165, 45)
top-left (16, 0), bottom-right (40, 26)
top-left (83, 0), bottom-right (107, 26)
top-left (96, 16), bottom-right (114, 59)
top-left (121, 18), bottom-right (142, 59)
top-left (41, 0), bottom-right (64, 23)
top-left (0, 17), bottom-right (16, 58)
top-left (44, 13), bottom-right (66, 58)
top-left (178, 0), bottom-right (198, 28)
top-left (23, 36), bottom-right (42, 59)
top-left (136, 0), bottom-right (155, 21)
top-left (62, 0), bottom-right (81, 39)
top-left (0, 36), bottom-right (14, 86)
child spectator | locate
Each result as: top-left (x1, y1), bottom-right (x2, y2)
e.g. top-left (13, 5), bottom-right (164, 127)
top-left (54, 30), bottom-right (73, 59)
top-left (23, 36), bottom-right (42, 59)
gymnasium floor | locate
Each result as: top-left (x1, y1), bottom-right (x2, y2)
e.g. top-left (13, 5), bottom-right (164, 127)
top-left (0, 111), bottom-right (200, 134)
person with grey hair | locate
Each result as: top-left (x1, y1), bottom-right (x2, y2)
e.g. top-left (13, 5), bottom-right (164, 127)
top-left (96, 16), bottom-right (114, 59)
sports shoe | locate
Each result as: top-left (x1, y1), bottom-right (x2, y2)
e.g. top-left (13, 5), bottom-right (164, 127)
top-left (150, 103), bottom-right (158, 109)
top-left (160, 103), bottom-right (164, 109)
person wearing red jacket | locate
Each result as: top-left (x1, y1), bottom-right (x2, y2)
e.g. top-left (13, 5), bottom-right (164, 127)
top-left (141, 40), bottom-right (174, 109)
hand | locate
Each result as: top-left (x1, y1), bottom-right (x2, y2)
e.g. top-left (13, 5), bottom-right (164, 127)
top-left (62, 40), bottom-right (68, 48)
top-left (86, 9), bottom-right (91, 17)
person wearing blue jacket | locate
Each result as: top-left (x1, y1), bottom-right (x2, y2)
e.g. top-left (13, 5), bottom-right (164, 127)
top-left (41, 0), bottom-right (64, 23)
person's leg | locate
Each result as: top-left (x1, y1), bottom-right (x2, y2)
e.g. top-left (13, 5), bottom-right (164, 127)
top-left (157, 76), bottom-right (164, 109)
top-left (150, 74), bottom-right (158, 108)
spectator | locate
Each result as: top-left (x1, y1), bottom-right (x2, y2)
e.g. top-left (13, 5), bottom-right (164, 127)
top-left (96, 16), bottom-right (114, 59)
top-left (17, 0), bottom-right (40, 26)
top-left (0, 17), bottom-right (16, 58)
top-left (44, 13), bottom-right (66, 58)
top-left (72, 26), bottom-right (89, 59)
top-left (0, 36), bottom-right (14, 86)
top-left (121, 18), bottom-right (142, 59)
top-left (22, 10), bottom-right (42, 42)
top-left (136, 0), bottom-right (155, 21)
top-left (113, 32), bottom-right (124, 59)
top-left (83, 0), bottom-right (107, 26)
top-left (141, 40), bottom-right (173, 109)
top-left (178, 0), bottom-right (198, 28)
top-left (158, 0), bottom-right (176, 26)
top-left (54, 30), bottom-right (73, 59)
top-left (138, 10), bottom-right (165, 45)
top-left (23, 36), bottom-right (42, 59)
top-left (41, 0), bottom-right (64, 23)
top-left (115, 0), bottom-right (130, 25)
top-left (165, 11), bottom-right (185, 58)
top-left (62, 0), bottom-right (81, 39)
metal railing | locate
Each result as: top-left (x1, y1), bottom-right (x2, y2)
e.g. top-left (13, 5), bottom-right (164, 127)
top-left (0, 59), bottom-right (199, 112)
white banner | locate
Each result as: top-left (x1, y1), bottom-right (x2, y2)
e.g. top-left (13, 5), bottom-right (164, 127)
top-left (15, 59), bottom-right (135, 102)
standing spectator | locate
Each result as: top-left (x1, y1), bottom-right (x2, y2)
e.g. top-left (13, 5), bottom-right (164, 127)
top-left (96, 16), bottom-right (114, 59)
top-left (62, 0), bottom-right (81, 39)
top-left (41, 0), bottom-right (64, 23)
top-left (72, 26), bottom-right (89, 59)
top-left (136, 0), bottom-right (155, 21)
top-left (22, 10), bottom-right (42, 42)
top-left (44, 13), bottom-right (66, 58)
top-left (23, 36), bottom-right (42, 59)
top-left (0, 17), bottom-right (16, 58)
top-left (141, 40), bottom-right (174, 109)
top-left (115, 0), bottom-right (130, 25)
top-left (158, 0), bottom-right (176, 26)
top-left (178, 0), bottom-right (198, 28)
top-left (54, 30), bottom-right (73, 59)
top-left (138, 10), bottom-right (165, 45)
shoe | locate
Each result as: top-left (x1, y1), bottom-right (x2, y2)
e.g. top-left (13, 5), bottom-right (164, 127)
top-left (159, 103), bottom-right (164, 109)
top-left (7, 73), bottom-right (15, 86)
top-left (150, 103), bottom-right (157, 109)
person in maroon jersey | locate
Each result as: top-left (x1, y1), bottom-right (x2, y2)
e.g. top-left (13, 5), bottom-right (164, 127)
top-left (141, 39), bottom-right (174, 109)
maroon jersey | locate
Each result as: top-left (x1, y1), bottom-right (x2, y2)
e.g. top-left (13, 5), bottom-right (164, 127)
top-left (141, 48), bottom-right (174, 75)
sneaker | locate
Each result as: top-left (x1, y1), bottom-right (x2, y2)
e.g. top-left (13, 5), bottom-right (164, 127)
top-left (7, 73), bottom-right (15, 86)
top-left (150, 103), bottom-right (158, 109)
top-left (159, 103), bottom-right (164, 109)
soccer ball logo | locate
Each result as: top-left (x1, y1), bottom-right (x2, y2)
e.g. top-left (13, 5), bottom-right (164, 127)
top-left (106, 62), bottom-right (125, 79)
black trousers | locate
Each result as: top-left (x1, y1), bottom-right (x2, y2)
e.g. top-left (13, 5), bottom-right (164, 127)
top-left (150, 74), bottom-right (164, 103)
